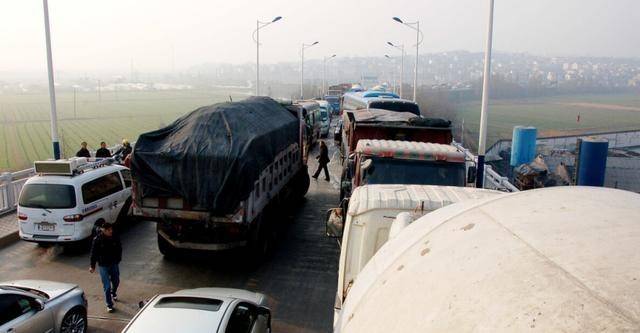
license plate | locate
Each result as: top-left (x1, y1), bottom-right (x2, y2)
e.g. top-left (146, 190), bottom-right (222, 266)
top-left (37, 223), bottom-right (55, 232)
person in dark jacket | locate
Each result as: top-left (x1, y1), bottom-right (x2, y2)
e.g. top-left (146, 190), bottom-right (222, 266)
top-left (312, 141), bottom-right (331, 181)
top-left (75, 141), bottom-right (91, 158)
top-left (95, 141), bottom-right (111, 158)
top-left (89, 223), bottom-right (122, 312)
top-left (114, 139), bottom-right (132, 160)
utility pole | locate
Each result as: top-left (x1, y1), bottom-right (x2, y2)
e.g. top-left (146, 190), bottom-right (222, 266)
top-left (300, 41), bottom-right (319, 99)
top-left (392, 18), bottom-right (422, 102)
top-left (476, 0), bottom-right (495, 188)
top-left (43, 0), bottom-right (60, 159)
top-left (253, 16), bottom-right (282, 96)
top-left (323, 54), bottom-right (336, 96)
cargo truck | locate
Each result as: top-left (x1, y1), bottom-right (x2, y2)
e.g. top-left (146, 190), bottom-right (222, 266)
top-left (130, 97), bottom-right (310, 257)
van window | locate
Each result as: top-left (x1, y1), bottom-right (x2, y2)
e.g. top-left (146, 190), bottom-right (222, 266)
top-left (82, 172), bottom-right (124, 204)
top-left (19, 184), bottom-right (76, 209)
top-left (120, 169), bottom-right (132, 188)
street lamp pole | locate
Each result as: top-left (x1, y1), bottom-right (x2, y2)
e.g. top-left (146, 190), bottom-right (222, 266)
top-left (43, 0), bottom-right (60, 159)
top-left (323, 54), bottom-right (336, 96)
top-left (253, 16), bottom-right (282, 96)
top-left (384, 55), bottom-right (397, 93)
top-left (300, 41), bottom-right (319, 99)
top-left (387, 42), bottom-right (405, 98)
top-left (476, 0), bottom-right (495, 188)
top-left (392, 17), bottom-right (423, 102)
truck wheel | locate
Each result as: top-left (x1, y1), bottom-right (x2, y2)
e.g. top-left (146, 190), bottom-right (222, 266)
top-left (295, 169), bottom-right (310, 198)
top-left (157, 233), bottom-right (177, 258)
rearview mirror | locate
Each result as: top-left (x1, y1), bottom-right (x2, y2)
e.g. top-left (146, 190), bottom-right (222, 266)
top-left (138, 301), bottom-right (145, 309)
top-left (467, 166), bottom-right (477, 184)
top-left (325, 208), bottom-right (344, 238)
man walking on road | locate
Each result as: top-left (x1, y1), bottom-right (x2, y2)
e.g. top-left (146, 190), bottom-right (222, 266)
top-left (89, 223), bottom-right (122, 313)
top-left (312, 141), bottom-right (331, 181)
top-left (75, 141), bottom-right (91, 158)
top-left (96, 141), bottom-right (112, 158)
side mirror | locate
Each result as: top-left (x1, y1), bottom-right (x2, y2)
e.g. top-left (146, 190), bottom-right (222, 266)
top-left (138, 301), bottom-right (146, 309)
top-left (325, 208), bottom-right (344, 238)
top-left (33, 298), bottom-right (45, 311)
top-left (467, 166), bottom-right (477, 184)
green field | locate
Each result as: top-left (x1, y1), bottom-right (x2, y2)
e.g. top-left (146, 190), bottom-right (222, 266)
top-left (454, 93), bottom-right (640, 149)
top-left (2, 90), bottom-right (640, 172)
top-left (0, 89), bottom-right (247, 171)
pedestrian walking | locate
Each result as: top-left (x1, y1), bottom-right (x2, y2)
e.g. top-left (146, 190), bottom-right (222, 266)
top-left (96, 141), bottom-right (112, 158)
top-left (89, 223), bottom-right (122, 313)
top-left (312, 141), bottom-right (331, 181)
top-left (75, 141), bottom-right (91, 158)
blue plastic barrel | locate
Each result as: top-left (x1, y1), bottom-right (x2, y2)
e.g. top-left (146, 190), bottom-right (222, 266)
top-left (577, 138), bottom-right (608, 186)
top-left (510, 126), bottom-right (537, 166)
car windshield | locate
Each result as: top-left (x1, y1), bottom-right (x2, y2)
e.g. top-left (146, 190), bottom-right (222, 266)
top-left (369, 101), bottom-right (420, 116)
top-left (0, 286), bottom-right (49, 299)
top-left (361, 157), bottom-right (466, 187)
top-left (19, 184), bottom-right (76, 209)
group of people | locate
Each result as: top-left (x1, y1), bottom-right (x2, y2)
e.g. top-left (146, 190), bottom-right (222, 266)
top-left (75, 140), bottom-right (132, 160)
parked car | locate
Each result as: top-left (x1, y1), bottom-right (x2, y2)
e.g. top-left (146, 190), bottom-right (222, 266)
top-left (122, 288), bottom-right (271, 333)
top-left (0, 280), bottom-right (88, 333)
top-left (17, 158), bottom-right (132, 245)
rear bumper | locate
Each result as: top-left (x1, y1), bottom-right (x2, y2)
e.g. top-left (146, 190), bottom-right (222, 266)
top-left (158, 230), bottom-right (247, 250)
top-left (19, 232), bottom-right (83, 243)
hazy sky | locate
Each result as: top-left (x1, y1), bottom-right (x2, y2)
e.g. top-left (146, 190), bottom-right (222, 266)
top-left (1, 0), bottom-right (639, 73)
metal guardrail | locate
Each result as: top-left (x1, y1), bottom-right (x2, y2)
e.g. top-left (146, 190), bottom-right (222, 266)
top-left (452, 141), bottom-right (519, 193)
top-left (0, 143), bottom-right (128, 215)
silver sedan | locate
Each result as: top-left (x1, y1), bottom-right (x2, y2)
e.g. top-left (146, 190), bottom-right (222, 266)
top-left (122, 288), bottom-right (271, 333)
top-left (0, 280), bottom-right (87, 333)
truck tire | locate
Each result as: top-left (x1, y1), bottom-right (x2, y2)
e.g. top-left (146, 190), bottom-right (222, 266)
top-left (294, 168), bottom-right (310, 198)
top-left (246, 213), bottom-right (274, 265)
top-left (157, 233), bottom-right (177, 258)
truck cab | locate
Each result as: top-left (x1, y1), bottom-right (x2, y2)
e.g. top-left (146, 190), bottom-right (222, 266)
top-left (325, 184), bottom-right (502, 325)
top-left (340, 139), bottom-right (477, 200)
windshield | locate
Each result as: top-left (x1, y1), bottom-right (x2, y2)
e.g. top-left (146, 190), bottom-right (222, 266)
top-left (19, 184), bottom-right (76, 209)
top-left (368, 101), bottom-right (420, 116)
top-left (361, 157), bottom-right (466, 186)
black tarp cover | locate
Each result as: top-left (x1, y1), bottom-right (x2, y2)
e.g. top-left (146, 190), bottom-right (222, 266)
top-left (131, 97), bottom-right (298, 214)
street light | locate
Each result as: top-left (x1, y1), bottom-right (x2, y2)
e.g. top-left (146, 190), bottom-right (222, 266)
top-left (386, 41), bottom-right (405, 98)
top-left (323, 54), bottom-right (336, 96)
top-left (252, 16), bottom-right (282, 96)
top-left (300, 41), bottom-right (319, 99)
top-left (392, 17), bottom-right (423, 102)
top-left (476, 0), bottom-right (495, 188)
top-left (384, 55), bottom-right (397, 94)
top-left (42, 0), bottom-right (60, 159)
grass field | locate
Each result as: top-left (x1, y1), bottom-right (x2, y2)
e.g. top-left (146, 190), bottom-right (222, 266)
top-left (454, 93), bottom-right (640, 150)
top-left (0, 89), bottom-right (248, 171)
top-left (2, 89), bottom-right (640, 172)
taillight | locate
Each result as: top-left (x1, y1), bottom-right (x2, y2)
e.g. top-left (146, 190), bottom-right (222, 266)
top-left (18, 213), bottom-right (28, 221)
top-left (63, 214), bottom-right (84, 222)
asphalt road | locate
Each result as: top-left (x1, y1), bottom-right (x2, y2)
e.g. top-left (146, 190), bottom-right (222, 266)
top-left (0, 135), bottom-right (344, 333)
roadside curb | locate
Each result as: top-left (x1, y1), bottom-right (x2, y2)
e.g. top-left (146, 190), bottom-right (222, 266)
top-left (0, 230), bottom-right (18, 250)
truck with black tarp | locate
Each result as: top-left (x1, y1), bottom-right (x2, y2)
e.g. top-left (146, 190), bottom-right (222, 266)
top-left (130, 97), bottom-right (310, 257)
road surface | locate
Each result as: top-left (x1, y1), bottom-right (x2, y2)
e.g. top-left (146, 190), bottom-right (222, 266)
top-left (0, 137), bottom-right (344, 333)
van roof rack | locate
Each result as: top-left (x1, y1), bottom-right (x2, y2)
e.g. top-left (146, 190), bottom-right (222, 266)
top-left (34, 157), bottom-right (115, 176)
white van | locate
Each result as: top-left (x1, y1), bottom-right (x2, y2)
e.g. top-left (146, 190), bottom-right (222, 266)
top-left (17, 158), bottom-right (132, 244)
